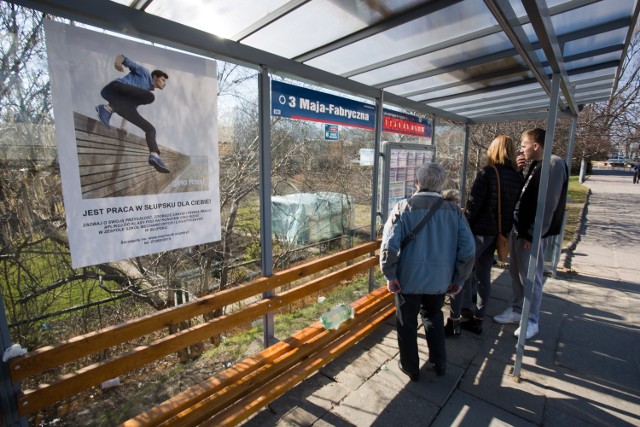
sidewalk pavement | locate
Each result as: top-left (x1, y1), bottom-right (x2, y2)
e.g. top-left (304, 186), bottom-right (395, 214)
top-left (243, 169), bottom-right (640, 427)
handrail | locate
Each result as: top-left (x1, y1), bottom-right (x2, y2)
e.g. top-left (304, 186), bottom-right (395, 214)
top-left (9, 240), bottom-right (380, 382)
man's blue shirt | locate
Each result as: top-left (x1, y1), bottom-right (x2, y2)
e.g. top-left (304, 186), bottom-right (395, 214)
top-left (116, 56), bottom-right (154, 90)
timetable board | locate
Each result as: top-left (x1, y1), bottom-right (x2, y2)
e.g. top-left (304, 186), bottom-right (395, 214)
top-left (381, 142), bottom-right (436, 221)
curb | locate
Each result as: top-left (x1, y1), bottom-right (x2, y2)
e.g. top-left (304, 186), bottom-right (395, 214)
top-left (561, 186), bottom-right (592, 271)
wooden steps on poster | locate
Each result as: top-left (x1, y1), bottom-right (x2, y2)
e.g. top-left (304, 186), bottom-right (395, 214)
top-left (74, 112), bottom-right (190, 198)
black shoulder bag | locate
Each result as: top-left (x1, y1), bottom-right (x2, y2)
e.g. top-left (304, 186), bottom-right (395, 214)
top-left (400, 198), bottom-right (445, 250)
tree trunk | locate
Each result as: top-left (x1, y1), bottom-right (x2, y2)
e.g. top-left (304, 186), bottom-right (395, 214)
top-left (579, 158), bottom-right (587, 183)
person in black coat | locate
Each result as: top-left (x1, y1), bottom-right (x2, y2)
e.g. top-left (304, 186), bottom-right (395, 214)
top-left (445, 135), bottom-right (524, 336)
top-left (494, 128), bottom-right (568, 340)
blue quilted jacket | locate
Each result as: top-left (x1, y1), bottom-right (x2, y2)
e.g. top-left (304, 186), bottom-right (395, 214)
top-left (380, 192), bottom-right (475, 294)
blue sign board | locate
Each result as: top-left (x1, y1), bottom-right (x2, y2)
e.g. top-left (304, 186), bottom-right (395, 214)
top-left (272, 81), bottom-right (432, 138)
top-left (272, 80), bottom-right (375, 129)
top-left (325, 124), bottom-right (339, 140)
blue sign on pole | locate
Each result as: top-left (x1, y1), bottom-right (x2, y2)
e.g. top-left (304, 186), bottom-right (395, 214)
top-left (325, 124), bottom-right (339, 140)
top-left (271, 81), bottom-right (432, 138)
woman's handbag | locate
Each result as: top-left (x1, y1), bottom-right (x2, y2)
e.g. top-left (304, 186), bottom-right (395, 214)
top-left (491, 165), bottom-right (510, 262)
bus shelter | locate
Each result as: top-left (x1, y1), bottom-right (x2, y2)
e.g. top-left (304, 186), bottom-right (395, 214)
top-left (1, 1), bottom-right (639, 425)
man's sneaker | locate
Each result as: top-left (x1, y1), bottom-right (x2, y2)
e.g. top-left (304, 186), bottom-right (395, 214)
top-left (95, 105), bottom-right (112, 129)
top-left (148, 155), bottom-right (170, 173)
top-left (493, 307), bottom-right (521, 324)
top-left (514, 320), bottom-right (539, 340)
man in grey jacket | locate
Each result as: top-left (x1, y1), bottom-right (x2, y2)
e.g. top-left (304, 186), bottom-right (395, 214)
top-left (494, 128), bottom-right (568, 340)
top-left (380, 163), bottom-right (475, 381)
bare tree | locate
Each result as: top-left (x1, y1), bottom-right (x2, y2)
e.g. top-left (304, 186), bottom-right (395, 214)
top-left (574, 33), bottom-right (640, 169)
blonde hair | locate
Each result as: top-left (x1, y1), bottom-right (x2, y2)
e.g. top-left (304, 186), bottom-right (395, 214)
top-left (486, 135), bottom-right (516, 167)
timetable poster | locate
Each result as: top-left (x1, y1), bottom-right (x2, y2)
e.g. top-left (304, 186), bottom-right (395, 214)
top-left (386, 147), bottom-right (435, 216)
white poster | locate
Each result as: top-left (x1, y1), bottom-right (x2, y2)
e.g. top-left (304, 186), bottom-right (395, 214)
top-left (44, 21), bottom-right (221, 268)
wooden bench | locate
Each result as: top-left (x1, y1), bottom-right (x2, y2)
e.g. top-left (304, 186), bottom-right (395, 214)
top-left (123, 285), bottom-right (393, 427)
top-left (7, 240), bottom-right (393, 426)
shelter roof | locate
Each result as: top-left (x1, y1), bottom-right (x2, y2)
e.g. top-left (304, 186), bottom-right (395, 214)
top-left (13, 0), bottom-right (640, 123)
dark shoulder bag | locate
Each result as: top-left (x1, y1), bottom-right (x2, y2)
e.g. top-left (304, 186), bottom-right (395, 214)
top-left (490, 165), bottom-right (510, 262)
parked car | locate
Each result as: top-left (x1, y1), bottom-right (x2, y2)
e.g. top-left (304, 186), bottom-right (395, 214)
top-left (603, 158), bottom-right (630, 167)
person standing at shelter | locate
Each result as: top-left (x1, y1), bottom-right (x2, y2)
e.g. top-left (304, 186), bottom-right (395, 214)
top-left (95, 54), bottom-right (171, 174)
top-left (380, 163), bottom-right (475, 380)
top-left (446, 135), bottom-right (524, 336)
top-left (494, 128), bottom-right (568, 340)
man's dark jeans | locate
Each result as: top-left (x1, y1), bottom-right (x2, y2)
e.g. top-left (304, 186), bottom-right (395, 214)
top-left (101, 81), bottom-right (160, 154)
top-left (396, 292), bottom-right (446, 374)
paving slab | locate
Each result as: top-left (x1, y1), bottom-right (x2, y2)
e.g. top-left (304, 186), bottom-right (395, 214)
top-left (458, 340), bottom-right (547, 425)
top-left (314, 413), bottom-right (357, 427)
top-left (241, 372), bottom-right (351, 427)
top-left (543, 371), bottom-right (640, 427)
top-left (555, 317), bottom-right (640, 388)
top-left (433, 390), bottom-right (537, 427)
top-left (330, 369), bottom-right (439, 427)
top-left (320, 337), bottom-right (394, 386)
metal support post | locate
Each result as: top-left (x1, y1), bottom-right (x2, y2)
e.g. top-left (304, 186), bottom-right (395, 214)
top-left (431, 114), bottom-right (437, 147)
top-left (259, 66), bottom-right (275, 347)
top-left (550, 115), bottom-right (578, 276)
top-left (369, 90), bottom-right (384, 292)
top-left (460, 124), bottom-right (470, 205)
top-left (513, 73), bottom-right (561, 379)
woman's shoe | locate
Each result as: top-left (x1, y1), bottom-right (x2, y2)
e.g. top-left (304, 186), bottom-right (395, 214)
top-left (460, 318), bottom-right (483, 335)
top-left (433, 363), bottom-right (446, 376)
top-left (444, 318), bottom-right (461, 337)
top-left (461, 308), bottom-right (474, 320)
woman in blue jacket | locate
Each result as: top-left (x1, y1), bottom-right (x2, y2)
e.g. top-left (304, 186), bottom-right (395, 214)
top-left (380, 162), bottom-right (475, 380)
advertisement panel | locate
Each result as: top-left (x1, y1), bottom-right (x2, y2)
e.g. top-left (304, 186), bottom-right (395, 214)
top-left (45, 21), bottom-right (221, 268)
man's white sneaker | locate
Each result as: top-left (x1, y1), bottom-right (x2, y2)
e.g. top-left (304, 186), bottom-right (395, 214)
top-left (493, 307), bottom-right (521, 324)
top-left (514, 321), bottom-right (539, 339)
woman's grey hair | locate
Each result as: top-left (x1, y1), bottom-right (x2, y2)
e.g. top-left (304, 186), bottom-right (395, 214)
top-left (415, 162), bottom-right (445, 192)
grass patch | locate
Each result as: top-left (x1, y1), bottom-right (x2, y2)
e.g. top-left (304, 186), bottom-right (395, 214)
top-left (1, 237), bottom-right (114, 321)
top-left (563, 176), bottom-right (589, 246)
top-left (203, 324), bottom-right (263, 363)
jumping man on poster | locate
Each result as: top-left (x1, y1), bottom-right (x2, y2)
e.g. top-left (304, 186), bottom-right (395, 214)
top-left (95, 54), bottom-right (171, 174)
